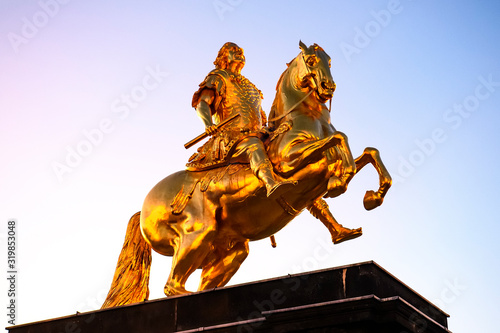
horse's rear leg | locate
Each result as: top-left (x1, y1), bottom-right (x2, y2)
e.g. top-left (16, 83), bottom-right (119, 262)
top-left (164, 228), bottom-right (217, 295)
top-left (354, 147), bottom-right (392, 210)
top-left (198, 240), bottom-right (249, 291)
top-left (164, 206), bottom-right (218, 296)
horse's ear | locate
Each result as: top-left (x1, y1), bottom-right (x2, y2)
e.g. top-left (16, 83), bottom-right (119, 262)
top-left (299, 40), bottom-right (308, 53)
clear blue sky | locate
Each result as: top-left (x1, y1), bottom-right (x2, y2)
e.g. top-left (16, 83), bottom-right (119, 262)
top-left (1, 1), bottom-right (499, 331)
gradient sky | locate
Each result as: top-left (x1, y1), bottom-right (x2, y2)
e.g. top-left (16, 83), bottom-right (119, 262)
top-left (1, 1), bottom-right (499, 332)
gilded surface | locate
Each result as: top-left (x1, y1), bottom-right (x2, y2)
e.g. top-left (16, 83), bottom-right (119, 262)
top-left (187, 67), bottom-right (264, 171)
top-left (102, 41), bottom-right (392, 308)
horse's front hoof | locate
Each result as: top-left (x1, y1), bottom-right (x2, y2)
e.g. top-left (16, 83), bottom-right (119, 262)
top-left (363, 190), bottom-right (383, 210)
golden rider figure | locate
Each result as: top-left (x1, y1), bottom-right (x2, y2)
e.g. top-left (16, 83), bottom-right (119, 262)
top-left (100, 42), bottom-right (388, 308)
top-left (187, 42), bottom-right (294, 196)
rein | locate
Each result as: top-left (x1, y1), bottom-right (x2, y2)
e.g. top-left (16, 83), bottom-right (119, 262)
top-left (268, 53), bottom-right (316, 123)
top-left (267, 89), bottom-right (314, 122)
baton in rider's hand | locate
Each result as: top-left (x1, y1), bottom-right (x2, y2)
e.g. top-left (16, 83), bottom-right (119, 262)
top-left (184, 113), bottom-right (241, 149)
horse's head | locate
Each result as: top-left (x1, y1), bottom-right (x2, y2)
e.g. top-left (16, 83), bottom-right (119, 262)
top-left (270, 41), bottom-right (336, 126)
top-left (296, 41), bottom-right (336, 103)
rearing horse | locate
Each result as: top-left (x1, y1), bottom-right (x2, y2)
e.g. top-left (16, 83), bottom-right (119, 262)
top-left (102, 41), bottom-right (392, 308)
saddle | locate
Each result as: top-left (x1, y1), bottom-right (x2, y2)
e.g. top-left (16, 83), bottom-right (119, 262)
top-left (171, 164), bottom-right (248, 215)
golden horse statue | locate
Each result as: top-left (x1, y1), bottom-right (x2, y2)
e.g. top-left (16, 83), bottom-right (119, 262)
top-left (102, 42), bottom-right (392, 308)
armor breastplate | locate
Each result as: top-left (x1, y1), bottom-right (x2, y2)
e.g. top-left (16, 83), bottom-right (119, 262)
top-left (213, 72), bottom-right (262, 133)
top-left (186, 69), bottom-right (264, 171)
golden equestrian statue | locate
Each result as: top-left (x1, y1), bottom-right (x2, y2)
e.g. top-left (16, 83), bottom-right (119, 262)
top-left (102, 41), bottom-right (392, 308)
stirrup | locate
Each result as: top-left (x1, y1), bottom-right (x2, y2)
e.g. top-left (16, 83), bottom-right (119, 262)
top-left (332, 227), bottom-right (362, 244)
top-left (266, 180), bottom-right (297, 197)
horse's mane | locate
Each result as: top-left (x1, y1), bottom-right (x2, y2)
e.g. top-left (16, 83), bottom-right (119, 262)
top-left (269, 56), bottom-right (301, 128)
top-left (274, 57), bottom-right (297, 92)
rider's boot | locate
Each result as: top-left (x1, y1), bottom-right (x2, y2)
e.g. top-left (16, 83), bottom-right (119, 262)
top-left (308, 198), bottom-right (362, 244)
top-left (330, 224), bottom-right (363, 244)
top-left (256, 160), bottom-right (296, 197)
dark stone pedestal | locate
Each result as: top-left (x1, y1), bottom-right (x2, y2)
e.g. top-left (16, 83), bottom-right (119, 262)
top-left (7, 261), bottom-right (450, 332)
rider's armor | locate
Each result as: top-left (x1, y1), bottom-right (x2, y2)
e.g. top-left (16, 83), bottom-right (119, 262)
top-left (187, 69), bottom-right (267, 171)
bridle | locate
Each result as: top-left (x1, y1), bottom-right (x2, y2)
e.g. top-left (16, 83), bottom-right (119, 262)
top-left (268, 52), bottom-right (330, 123)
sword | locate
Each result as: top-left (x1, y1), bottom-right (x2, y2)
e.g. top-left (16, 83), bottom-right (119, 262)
top-left (184, 113), bottom-right (240, 149)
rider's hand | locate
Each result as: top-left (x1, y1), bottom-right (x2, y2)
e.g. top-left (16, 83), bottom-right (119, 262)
top-left (205, 125), bottom-right (217, 136)
top-left (259, 126), bottom-right (272, 135)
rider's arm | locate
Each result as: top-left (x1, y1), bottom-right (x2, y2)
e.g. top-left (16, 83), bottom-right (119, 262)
top-left (195, 89), bottom-right (217, 135)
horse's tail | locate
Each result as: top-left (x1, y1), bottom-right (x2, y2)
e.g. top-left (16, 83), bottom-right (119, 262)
top-left (101, 211), bottom-right (152, 309)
